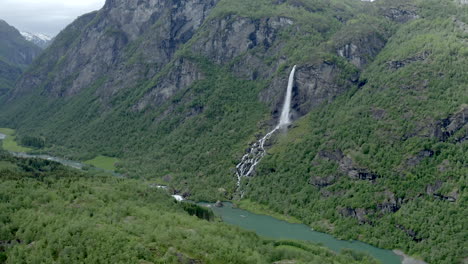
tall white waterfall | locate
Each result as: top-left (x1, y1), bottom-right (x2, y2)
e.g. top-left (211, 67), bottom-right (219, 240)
top-left (278, 65), bottom-right (296, 127)
top-left (235, 65), bottom-right (297, 196)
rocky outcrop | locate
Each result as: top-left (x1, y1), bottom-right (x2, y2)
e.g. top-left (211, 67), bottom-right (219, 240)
top-left (403, 106), bottom-right (468, 142)
top-left (387, 51), bottom-right (430, 70)
top-left (382, 6), bottom-right (419, 23)
top-left (310, 149), bottom-right (379, 184)
top-left (339, 156), bottom-right (378, 181)
top-left (426, 181), bottom-right (443, 195)
top-left (426, 181), bottom-right (458, 202)
top-left (339, 191), bottom-right (401, 219)
top-left (405, 149), bottom-right (434, 168)
top-left (336, 31), bottom-right (387, 69)
top-left (339, 207), bottom-right (373, 224)
top-left (432, 106), bottom-right (468, 142)
top-left (377, 191), bottom-right (402, 214)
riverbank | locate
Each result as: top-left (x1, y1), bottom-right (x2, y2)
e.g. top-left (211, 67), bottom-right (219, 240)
top-left (393, 250), bottom-right (427, 264)
top-left (236, 199), bottom-right (301, 224)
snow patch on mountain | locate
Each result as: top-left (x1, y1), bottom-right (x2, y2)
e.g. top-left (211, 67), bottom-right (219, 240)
top-left (20, 31), bottom-right (52, 49)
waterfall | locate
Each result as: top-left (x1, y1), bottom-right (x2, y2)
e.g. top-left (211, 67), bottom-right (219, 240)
top-left (278, 65), bottom-right (296, 127)
top-left (235, 65), bottom-right (297, 196)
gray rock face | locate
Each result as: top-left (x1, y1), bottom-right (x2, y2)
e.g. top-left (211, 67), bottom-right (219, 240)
top-left (134, 58), bottom-right (204, 111)
top-left (339, 207), bottom-right (372, 224)
top-left (310, 149), bottom-right (379, 183)
top-left (387, 51), bottom-right (430, 70)
top-left (336, 32), bottom-right (386, 69)
top-left (403, 106), bottom-right (467, 142)
top-left (339, 155), bottom-right (378, 181)
top-left (383, 7), bottom-right (419, 23)
top-left (11, 0), bottom-right (362, 125)
top-left (261, 62), bottom-right (357, 119)
top-left (432, 107), bottom-right (468, 142)
top-left (192, 16), bottom-right (293, 64)
top-left (377, 191), bottom-right (401, 214)
top-left (16, 0), bottom-right (219, 99)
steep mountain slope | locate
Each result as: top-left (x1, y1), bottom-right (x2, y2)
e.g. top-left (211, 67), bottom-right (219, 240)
top-left (0, 20), bottom-right (42, 94)
top-left (0, 0), bottom-right (466, 263)
top-left (20, 32), bottom-right (53, 49)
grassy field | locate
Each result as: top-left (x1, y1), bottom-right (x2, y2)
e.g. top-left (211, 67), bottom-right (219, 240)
top-left (84, 155), bottom-right (119, 171)
top-left (0, 127), bottom-right (32, 152)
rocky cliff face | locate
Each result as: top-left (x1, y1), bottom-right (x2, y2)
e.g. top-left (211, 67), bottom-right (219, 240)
top-left (7, 0), bottom-right (398, 123)
top-left (15, 0), bottom-right (219, 98)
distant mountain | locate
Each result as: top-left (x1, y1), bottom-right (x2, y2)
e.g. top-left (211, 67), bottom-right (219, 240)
top-left (0, 19), bottom-right (42, 94)
top-left (20, 31), bottom-right (53, 49)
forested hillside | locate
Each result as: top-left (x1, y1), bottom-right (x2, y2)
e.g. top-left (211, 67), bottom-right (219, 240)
top-left (0, 151), bottom-right (379, 264)
top-left (0, 0), bottom-right (466, 263)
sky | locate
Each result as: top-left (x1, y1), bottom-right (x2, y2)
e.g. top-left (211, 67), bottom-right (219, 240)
top-left (0, 0), bottom-right (105, 36)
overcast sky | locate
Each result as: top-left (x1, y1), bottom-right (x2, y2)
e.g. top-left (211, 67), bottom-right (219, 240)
top-left (0, 0), bottom-right (105, 36)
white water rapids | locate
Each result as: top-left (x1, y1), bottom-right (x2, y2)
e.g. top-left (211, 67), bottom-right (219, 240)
top-left (235, 65), bottom-right (297, 196)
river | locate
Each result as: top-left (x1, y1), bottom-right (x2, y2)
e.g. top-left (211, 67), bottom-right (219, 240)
top-left (202, 202), bottom-right (403, 264)
top-left (0, 132), bottom-right (412, 264)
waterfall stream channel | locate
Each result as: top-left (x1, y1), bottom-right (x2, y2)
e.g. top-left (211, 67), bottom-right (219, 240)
top-left (235, 65), bottom-right (296, 196)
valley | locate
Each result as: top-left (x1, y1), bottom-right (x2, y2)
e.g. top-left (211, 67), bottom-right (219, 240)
top-left (0, 0), bottom-right (466, 263)
top-left (0, 131), bottom-right (407, 263)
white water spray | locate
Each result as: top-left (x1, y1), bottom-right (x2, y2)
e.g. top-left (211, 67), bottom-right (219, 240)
top-left (278, 65), bottom-right (296, 127)
top-left (235, 65), bottom-right (297, 196)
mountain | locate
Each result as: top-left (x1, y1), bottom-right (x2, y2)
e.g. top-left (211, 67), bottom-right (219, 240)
top-left (0, 0), bottom-right (466, 263)
top-left (0, 19), bottom-right (42, 94)
top-left (20, 31), bottom-right (53, 49)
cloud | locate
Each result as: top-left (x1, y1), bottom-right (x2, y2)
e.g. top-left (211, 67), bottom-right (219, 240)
top-left (0, 0), bottom-right (105, 36)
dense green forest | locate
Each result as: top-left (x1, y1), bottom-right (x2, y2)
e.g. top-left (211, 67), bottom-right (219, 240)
top-left (0, 0), bottom-right (466, 263)
top-left (0, 151), bottom-right (380, 264)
